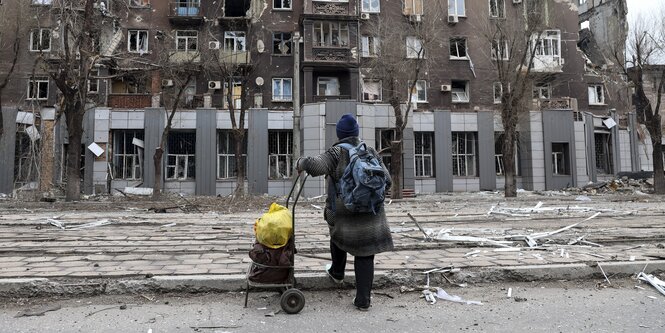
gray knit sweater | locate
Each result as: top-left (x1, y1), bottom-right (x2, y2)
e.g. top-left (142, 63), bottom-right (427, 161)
top-left (298, 137), bottom-right (394, 257)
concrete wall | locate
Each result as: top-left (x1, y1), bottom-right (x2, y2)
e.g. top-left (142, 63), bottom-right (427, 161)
top-left (543, 110), bottom-right (577, 189)
top-left (0, 108), bottom-right (18, 194)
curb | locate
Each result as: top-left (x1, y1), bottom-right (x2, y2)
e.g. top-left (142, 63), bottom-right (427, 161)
top-left (1, 261), bottom-right (664, 297)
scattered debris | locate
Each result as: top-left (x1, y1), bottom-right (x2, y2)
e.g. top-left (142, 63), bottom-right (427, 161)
top-left (637, 272), bottom-right (665, 297)
top-left (514, 297), bottom-right (528, 302)
top-left (597, 262), bottom-right (611, 285)
top-left (85, 306), bottom-right (118, 317)
top-left (408, 213), bottom-right (432, 241)
top-left (15, 304), bottom-right (62, 318)
top-left (507, 288), bottom-right (512, 298)
top-left (310, 204), bottom-right (323, 210)
top-left (124, 187), bottom-right (153, 196)
top-left (432, 288), bottom-right (482, 305)
top-left (161, 223), bottom-right (176, 228)
top-left (575, 195), bottom-right (591, 201)
top-left (264, 309), bottom-right (281, 317)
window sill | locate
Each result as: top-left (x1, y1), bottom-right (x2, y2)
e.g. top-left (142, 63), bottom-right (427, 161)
top-left (272, 8), bottom-right (293, 12)
top-left (453, 176), bottom-right (479, 179)
top-left (449, 57), bottom-right (469, 61)
top-left (271, 100), bottom-right (293, 103)
top-left (26, 98), bottom-right (48, 101)
top-left (129, 6), bottom-right (151, 9)
top-left (452, 100), bottom-right (470, 104)
top-left (589, 103), bottom-right (607, 106)
top-left (128, 51), bottom-right (152, 55)
top-left (30, 50), bottom-right (51, 53)
top-left (272, 54), bottom-right (293, 57)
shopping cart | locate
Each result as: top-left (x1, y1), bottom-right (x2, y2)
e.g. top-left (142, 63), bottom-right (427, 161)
top-left (243, 172), bottom-right (308, 314)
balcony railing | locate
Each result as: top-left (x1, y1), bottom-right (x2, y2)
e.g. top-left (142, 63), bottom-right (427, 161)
top-left (537, 98), bottom-right (575, 111)
top-left (313, 95), bottom-right (351, 102)
top-left (309, 0), bottom-right (352, 16)
top-left (108, 94), bottom-right (152, 109)
top-left (310, 47), bottom-right (353, 62)
top-left (217, 50), bottom-right (251, 64)
top-left (169, 1), bottom-right (201, 17)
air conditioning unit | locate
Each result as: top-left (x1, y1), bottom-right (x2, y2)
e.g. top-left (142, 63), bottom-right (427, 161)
top-left (360, 13), bottom-right (370, 20)
top-left (208, 81), bottom-right (222, 90)
top-left (162, 79), bottom-right (174, 87)
top-left (448, 15), bottom-right (458, 23)
top-left (208, 41), bottom-right (220, 50)
top-left (513, 0), bottom-right (522, 3)
top-left (440, 84), bottom-right (451, 92)
top-left (410, 14), bottom-right (422, 23)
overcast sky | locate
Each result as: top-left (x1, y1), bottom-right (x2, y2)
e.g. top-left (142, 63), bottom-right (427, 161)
top-left (626, 0), bottom-right (661, 24)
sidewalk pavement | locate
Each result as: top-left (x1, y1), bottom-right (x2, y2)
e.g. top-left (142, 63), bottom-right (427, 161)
top-left (1, 192), bottom-right (664, 296)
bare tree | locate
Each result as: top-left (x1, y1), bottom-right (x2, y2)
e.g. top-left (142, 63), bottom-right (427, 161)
top-left (477, 1), bottom-right (560, 197)
top-left (613, 12), bottom-right (665, 193)
top-left (363, 0), bottom-right (447, 199)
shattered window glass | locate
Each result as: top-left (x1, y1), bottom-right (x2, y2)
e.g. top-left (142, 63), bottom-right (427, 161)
top-left (268, 131), bottom-right (293, 179)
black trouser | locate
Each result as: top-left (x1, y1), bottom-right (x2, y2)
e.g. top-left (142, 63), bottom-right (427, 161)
top-left (329, 240), bottom-right (374, 307)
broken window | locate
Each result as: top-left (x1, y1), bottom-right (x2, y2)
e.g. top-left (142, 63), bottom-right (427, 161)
top-left (112, 130), bottom-right (144, 180)
top-left (30, 28), bottom-right (51, 52)
top-left (224, 31), bottom-right (246, 52)
top-left (415, 132), bottom-right (434, 177)
top-left (166, 131), bottom-right (196, 180)
top-left (362, 79), bottom-right (382, 102)
top-left (273, 0), bottom-right (291, 10)
top-left (376, 129), bottom-right (395, 171)
top-left (61, 144), bottom-right (86, 183)
top-left (313, 22), bottom-right (350, 48)
top-left (361, 36), bottom-right (380, 57)
top-left (225, 0), bottom-right (250, 17)
top-left (493, 82), bottom-right (503, 104)
top-left (317, 77), bottom-right (339, 96)
top-left (362, 0), bottom-right (380, 13)
top-left (495, 133), bottom-right (520, 176)
top-left (551, 142), bottom-right (570, 175)
top-left (176, 30), bottom-right (198, 52)
top-left (111, 75), bottom-right (149, 94)
top-left (175, 0), bottom-right (200, 16)
top-left (452, 132), bottom-right (477, 177)
top-left (588, 84), bottom-right (605, 105)
top-left (87, 70), bottom-right (99, 94)
top-left (448, 0), bottom-right (465, 16)
top-left (489, 0), bottom-right (504, 18)
top-left (533, 83), bottom-right (550, 99)
top-left (491, 39), bottom-right (509, 60)
top-left (272, 78), bottom-right (292, 101)
top-left (223, 79), bottom-right (243, 109)
top-left (128, 30), bottom-right (148, 53)
top-left (403, 0), bottom-right (423, 15)
top-left (32, 0), bottom-right (51, 5)
top-left (530, 30), bottom-right (561, 70)
top-left (449, 37), bottom-right (467, 59)
top-left (451, 80), bottom-right (469, 103)
top-left (129, 0), bottom-right (150, 7)
top-left (409, 80), bottom-right (427, 103)
top-left (273, 32), bottom-right (292, 55)
top-left (14, 125), bottom-right (39, 186)
top-left (217, 130), bottom-right (247, 179)
top-left (268, 131), bottom-right (293, 179)
top-left (183, 79), bottom-right (197, 109)
top-left (594, 133), bottom-right (613, 174)
top-left (406, 36), bottom-right (424, 59)
top-left (27, 77), bottom-right (49, 100)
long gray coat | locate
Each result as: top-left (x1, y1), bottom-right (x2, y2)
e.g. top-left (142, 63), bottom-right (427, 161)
top-left (298, 137), bottom-right (394, 257)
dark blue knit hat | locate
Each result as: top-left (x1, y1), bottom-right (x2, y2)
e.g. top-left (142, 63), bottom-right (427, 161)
top-left (336, 114), bottom-right (359, 139)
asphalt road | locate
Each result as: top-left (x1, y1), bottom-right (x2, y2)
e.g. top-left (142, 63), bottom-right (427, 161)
top-left (1, 279), bottom-right (663, 332)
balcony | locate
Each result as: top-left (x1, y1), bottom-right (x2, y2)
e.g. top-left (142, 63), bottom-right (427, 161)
top-left (217, 50), bottom-right (251, 65)
top-left (168, 1), bottom-right (203, 25)
top-left (108, 94), bottom-right (152, 109)
top-left (536, 98), bottom-right (577, 111)
top-left (169, 51), bottom-right (201, 64)
top-left (313, 95), bottom-right (352, 102)
top-left (310, 47), bottom-right (354, 63)
top-left (305, 0), bottom-right (356, 17)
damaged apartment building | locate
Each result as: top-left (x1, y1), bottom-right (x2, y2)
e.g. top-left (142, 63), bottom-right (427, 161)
top-left (0, 0), bottom-right (654, 198)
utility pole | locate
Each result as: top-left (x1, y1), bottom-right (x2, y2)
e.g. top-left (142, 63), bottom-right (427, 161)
top-left (292, 31), bottom-right (302, 170)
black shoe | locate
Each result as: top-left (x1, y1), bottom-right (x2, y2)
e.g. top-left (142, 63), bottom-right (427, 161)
top-left (353, 297), bottom-right (370, 311)
top-left (325, 263), bottom-right (343, 284)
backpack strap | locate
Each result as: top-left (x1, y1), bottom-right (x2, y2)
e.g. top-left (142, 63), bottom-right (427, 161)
top-left (329, 142), bottom-right (360, 214)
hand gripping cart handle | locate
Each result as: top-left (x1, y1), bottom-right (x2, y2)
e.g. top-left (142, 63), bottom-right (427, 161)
top-left (244, 172), bottom-right (309, 314)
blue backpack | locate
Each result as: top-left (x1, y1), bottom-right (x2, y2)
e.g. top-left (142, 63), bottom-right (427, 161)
top-left (335, 142), bottom-right (388, 215)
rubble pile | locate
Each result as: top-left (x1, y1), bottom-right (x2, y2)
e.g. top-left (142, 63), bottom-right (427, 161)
top-left (572, 176), bottom-right (654, 195)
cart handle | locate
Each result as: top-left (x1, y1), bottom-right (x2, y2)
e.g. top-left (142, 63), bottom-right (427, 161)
top-left (286, 171), bottom-right (308, 215)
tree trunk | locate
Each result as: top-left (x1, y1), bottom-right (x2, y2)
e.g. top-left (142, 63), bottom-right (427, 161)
top-left (390, 141), bottom-right (403, 199)
top-left (502, 115), bottom-right (518, 198)
top-left (233, 128), bottom-right (245, 197)
top-left (152, 148), bottom-right (163, 199)
top-left (649, 117), bottom-right (665, 194)
top-left (65, 107), bottom-right (83, 201)
top-left (0, 94), bottom-right (4, 139)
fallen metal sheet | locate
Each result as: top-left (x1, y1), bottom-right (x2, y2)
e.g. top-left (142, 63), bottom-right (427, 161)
top-left (68, 219), bottom-right (115, 230)
top-left (434, 234), bottom-right (512, 248)
top-left (529, 212), bottom-right (601, 240)
top-left (47, 219), bottom-right (65, 230)
top-left (637, 272), bottom-right (665, 297)
top-left (434, 288), bottom-right (483, 305)
top-left (124, 187), bottom-right (153, 196)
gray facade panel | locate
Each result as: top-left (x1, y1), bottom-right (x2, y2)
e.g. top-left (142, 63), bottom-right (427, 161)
top-left (325, 100), bottom-right (358, 148)
top-left (610, 111), bottom-right (621, 176)
top-left (403, 128), bottom-right (415, 189)
top-left (434, 111), bottom-right (452, 192)
top-left (83, 109), bottom-right (94, 195)
top-left (143, 108), bottom-right (164, 190)
top-left (0, 108), bottom-right (18, 194)
top-left (628, 112), bottom-right (640, 171)
top-left (584, 113), bottom-right (596, 182)
top-left (248, 109), bottom-right (269, 194)
top-left (543, 110), bottom-right (577, 189)
top-left (195, 109), bottom-right (216, 195)
top-left (518, 115), bottom-right (533, 190)
top-left (477, 111), bottom-right (495, 190)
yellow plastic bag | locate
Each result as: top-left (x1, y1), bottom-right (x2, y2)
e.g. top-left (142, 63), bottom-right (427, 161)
top-left (254, 203), bottom-right (293, 249)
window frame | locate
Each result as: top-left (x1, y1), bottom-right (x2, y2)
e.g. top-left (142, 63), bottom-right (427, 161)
top-left (27, 77), bottom-right (49, 100)
top-left (272, 32), bottom-right (292, 55)
top-left (489, 0), bottom-right (505, 18)
top-left (176, 30), bottom-right (198, 52)
top-left (313, 21), bottom-right (350, 48)
top-left (128, 30), bottom-right (149, 53)
top-left (217, 130), bottom-right (247, 180)
top-left (414, 132), bottom-right (434, 178)
top-left (317, 77), bottom-right (340, 96)
top-left (273, 0), bottom-right (292, 10)
top-left (406, 36), bottom-right (424, 59)
top-left (533, 84), bottom-right (551, 99)
top-left (551, 142), bottom-right (570, 175)
top-left (361, 0), bottom-right (380, 13)
top-left (32, 0), bottom-right (52, 5)
top-left (29, 28), bottom-right (51, 52)
top-left (588, 84), bottom-right (605, 105)
top-left (452, 132), bottom-right (478, 177)
top-left (448, 0), bottom-right (466, 17)
top-left (166, 132), bottom-right (196, 181)
top-left (403, 0), bottom-right (424, 15)
top-left (268, 131), bottom-right (293, 180)
top-left (491, 39), bottom-right (510, 60)
top-left (361, 35), bottom-right (380, 57)
top-left (224, 31), bottom-right (246, 52)
top-left (449, 37), bottom-right (468, 60)
top-left (112, 130), bottom-right (144, 180)
top-left (493, 82), bottom-right (503, 104)
top-left (451, 80), bottom-right (469, 103)
top-left (128, 0), bottom-right (150, 7)
top-left (409, 80), bottom-right (427, 103)
top-left (272, 78), bottom-right (293, 102)
top-left (362, 79), bottom-right (382, 102)
top-left (88, 70), bottom-right (99, 94)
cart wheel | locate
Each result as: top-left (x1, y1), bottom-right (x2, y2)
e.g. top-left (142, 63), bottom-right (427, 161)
top-left (280, 288), bottom-right (305, 314)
